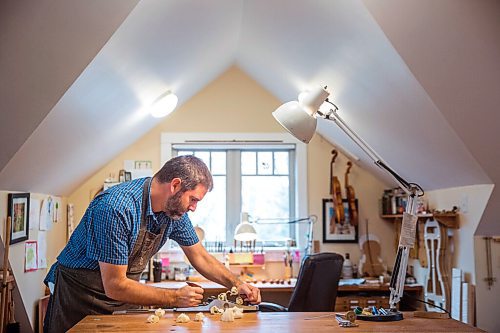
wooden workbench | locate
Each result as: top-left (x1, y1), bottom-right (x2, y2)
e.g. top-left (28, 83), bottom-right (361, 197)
top-left (70, 312), bottom-right (485, 332)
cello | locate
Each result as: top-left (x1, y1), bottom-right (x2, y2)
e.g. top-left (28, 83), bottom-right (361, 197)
top-left (330, 150), bottom-right (345, 233)
top-left (345, 161), bottom-right (358, 226)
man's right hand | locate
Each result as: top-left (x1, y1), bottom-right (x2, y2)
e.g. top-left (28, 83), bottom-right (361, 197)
top-left (174, 285), bottom-right (204, 307)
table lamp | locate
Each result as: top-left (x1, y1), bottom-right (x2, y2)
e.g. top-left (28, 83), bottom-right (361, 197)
top-left (272, 86), bottom-right (424, 320)
top-left (234, 212), bottom-right (258, 242)
top-left (233, 213), bottom-right (316, 255)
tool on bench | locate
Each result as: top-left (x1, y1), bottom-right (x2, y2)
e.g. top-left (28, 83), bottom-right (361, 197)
top-left (335, 311), bottom-right (358, 328)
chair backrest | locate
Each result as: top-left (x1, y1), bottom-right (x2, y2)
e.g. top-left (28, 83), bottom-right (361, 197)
top-left (287, 252), bottom-right (344, 312)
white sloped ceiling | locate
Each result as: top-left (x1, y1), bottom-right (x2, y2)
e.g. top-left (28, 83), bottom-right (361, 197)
top-left (362, 0), bottom-right (500, 234)
top-left (0, 0), bottom-right (243, 194)
top-left (0, 0), bottom-right (140, 175)
top-left (0, 0), bottom-right (498, 233)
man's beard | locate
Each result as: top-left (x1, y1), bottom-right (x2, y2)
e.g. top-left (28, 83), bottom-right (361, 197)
top-left (164, 190), bottom-right (187, 220)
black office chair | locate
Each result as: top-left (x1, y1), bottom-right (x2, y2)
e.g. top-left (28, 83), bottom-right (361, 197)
top-left (259, 252), bottom-right (344, 312)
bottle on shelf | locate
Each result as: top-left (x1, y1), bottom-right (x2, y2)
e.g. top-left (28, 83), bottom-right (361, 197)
top-left (342, 253), bottom-right (353, 279)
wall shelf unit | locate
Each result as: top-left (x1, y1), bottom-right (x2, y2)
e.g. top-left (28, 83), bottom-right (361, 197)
top-left (380, 212), bottom-right (459, 229)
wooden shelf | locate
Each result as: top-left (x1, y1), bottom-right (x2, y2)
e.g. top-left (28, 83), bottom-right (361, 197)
top-left (381, 212), bottom-right (459, 229)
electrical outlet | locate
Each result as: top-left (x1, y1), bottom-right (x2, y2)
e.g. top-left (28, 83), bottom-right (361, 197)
top-left (460, 194), bottom-right (469, 213)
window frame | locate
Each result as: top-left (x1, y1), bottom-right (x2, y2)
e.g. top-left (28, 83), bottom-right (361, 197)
top-left (161, 133), bottom-right (308, 248)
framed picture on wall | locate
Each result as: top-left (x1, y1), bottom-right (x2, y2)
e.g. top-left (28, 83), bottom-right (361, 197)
top-left (8, 192), bottom-right (30, 245)
top-left (124, 171), bottom-right (132, 182)
top-left (322, 198), bottom-right (358, 243)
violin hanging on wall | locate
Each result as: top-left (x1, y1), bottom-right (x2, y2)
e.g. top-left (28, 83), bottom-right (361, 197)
top-left (345, 161), bottom-right (358, 226)
top-left (330, 150), bottom-right (345, 233)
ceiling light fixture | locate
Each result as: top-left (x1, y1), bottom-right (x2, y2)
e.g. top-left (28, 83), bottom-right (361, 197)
top-left (149, 90), bottom-right (178, 118)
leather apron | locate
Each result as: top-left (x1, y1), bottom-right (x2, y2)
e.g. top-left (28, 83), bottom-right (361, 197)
top-left (44, 178), bottom-right (168, 333)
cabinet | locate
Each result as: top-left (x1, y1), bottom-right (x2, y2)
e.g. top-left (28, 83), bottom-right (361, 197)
top-left (334, 284), bottom-right (423, 311)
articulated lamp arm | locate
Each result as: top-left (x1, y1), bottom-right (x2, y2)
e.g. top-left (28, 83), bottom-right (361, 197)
top-left (272, 85), bottom-right (424, 311)
top-left (321, 101), bottom-right (423, 197)
top-left (320, 100), bottom-right (424, 310)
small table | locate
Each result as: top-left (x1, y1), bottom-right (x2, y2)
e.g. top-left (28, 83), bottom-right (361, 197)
top-left (70, 311), bottom-right (485, 332)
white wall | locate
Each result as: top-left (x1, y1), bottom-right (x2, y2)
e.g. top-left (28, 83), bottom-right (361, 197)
top-left (408, 184), bottom-right (495, 330)
top-left (426, 185), bottom-right (493, 284)
top-left (0, 191), bottom-right (67, 330)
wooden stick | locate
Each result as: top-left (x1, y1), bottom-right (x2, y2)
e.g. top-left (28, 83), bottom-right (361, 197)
top-left (0, 216), bottom-right (12, 333)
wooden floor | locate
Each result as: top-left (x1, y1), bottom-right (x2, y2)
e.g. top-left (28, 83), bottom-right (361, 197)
top-left (69, 311), bottom-right (485, 332)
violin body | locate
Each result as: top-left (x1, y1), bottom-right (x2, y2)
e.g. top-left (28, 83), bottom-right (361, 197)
top-left (345, 162), bottom-right (358, 226)
top-left (330, 150), bottom-right (345, 232)
top-left (332, 177), bottom-right (344, 223)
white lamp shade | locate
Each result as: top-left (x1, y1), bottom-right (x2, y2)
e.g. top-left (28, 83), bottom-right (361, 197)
top-left (234, 222), bottom-right (257, 241)
top-left (272, 101), bottom-right (317, 143)
top-left (150, 91), bottom-right (178, 118)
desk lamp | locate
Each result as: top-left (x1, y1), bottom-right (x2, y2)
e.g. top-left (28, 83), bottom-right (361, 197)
top-left (234, 214), bottom-right (316, 255)
top-left (272, 86), bottom-right (424, 320)
top-left (234, 212), bottom-right (258, 242)
top-left (254, 216), bottom-right (316, 256)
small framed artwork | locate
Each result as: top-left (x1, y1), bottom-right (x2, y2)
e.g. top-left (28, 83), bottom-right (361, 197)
top-left (322, 198), bottom-right (358, 243)
top-left (8, 193), bottom-right (30, 244)
top-left (124, 171), bottom-right (132, 182)
top-left (25, 240), bottom-right (38, 272)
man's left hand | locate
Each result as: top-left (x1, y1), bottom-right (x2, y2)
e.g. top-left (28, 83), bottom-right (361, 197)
top-left (237, 283), bottom-right (261, 304)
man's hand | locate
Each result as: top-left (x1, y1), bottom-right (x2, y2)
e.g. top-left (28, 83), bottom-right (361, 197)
top-left (175, 285), bottom-right (204, 307)
top-left (237, 283), bottom-right (261, 304)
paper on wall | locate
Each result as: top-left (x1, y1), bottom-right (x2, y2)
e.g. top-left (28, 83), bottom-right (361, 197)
top-left (38, 232), bottom-right (48, 269)
top-left (29, 198), bottom-right (40, 230)
top-left (53, 198), bottom-right (60, 223)
top-left (40, 197), bottom-right (53, 231)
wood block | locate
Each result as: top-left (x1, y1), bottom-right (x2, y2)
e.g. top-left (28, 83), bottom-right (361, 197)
top-left (313, 240), bottom-right (320, 254)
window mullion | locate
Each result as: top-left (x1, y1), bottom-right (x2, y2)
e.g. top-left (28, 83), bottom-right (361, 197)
top-left (226, 150), bottom-right (241, 247)
top-left (289, 150), bottom-right (296, 240)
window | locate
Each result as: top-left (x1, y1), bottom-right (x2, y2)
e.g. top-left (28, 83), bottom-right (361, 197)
top-left (161, 133), bottom-right (308, 248)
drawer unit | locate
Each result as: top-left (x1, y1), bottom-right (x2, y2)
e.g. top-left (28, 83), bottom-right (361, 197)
top-left (334, 296), bottom-right (390, 311)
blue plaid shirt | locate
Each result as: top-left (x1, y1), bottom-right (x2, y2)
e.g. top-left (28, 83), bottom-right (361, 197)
top-left (44, 177), bottom-right (199, 285)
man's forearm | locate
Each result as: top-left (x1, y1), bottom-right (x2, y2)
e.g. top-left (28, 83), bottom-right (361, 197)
top-left (106, 278), bottom-right (177, 307)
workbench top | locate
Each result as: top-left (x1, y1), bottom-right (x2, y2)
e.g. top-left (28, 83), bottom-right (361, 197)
top-left (70, 311), bottom-right (484, 332)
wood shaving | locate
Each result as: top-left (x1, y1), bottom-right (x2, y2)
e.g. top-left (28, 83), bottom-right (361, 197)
top-left (155, 308), bottom-right (166, 317)
top-left (146, 314), bottom-right (160, 323)
top-left (194, 312), bottom-right (205, 321)
top-left (175, 313), bottom-right (191, 323)
top-left (230, 286), bottom-right (238, 296)
top-left (221, 308), bottom-right (235, 322)
top-left (232, 307), bottom-right (244, 319)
